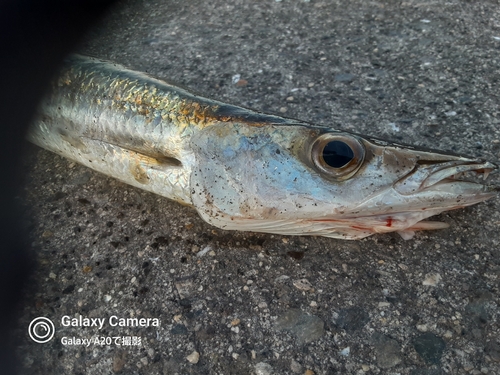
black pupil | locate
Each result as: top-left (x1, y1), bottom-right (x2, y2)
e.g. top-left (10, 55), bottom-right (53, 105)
top-left (322, 141), bottom-right (354, 168)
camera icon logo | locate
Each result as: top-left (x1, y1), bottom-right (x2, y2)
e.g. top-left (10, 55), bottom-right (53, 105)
top-left (28, 317), bottom-right (55, 343)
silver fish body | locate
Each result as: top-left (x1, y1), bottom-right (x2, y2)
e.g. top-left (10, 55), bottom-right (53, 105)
top-left (29, 55), bottom-right (497, 239)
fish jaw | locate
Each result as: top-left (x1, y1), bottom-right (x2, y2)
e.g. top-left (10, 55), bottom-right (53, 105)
top-left (310, 182), bottom-right (497, 239)
top-left (189, 210), bottom-right (452, 240)
top-left (393, 158), bottom-right (496, 196)
top-left (189, 121), bottom-right (498, 239)
top-left (313, 158), bottom-right (498, 238)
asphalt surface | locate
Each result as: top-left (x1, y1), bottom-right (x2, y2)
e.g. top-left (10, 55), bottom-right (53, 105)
top-left (16, 0), bottom-right (500, 374)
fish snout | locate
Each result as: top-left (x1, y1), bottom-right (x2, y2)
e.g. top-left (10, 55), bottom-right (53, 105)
top-left (393, 159), bottom-right (498, 195)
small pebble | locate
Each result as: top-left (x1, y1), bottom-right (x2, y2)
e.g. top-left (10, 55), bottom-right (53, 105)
top-left (372, 332), bottom-right (402, 369)
top-left (69, 172), bottom-right (91, 185)
top-left (304, 370), bottom-right (314, 375)
top-left (113, 352), bottom-right (126, 373)
top-left (339, 347), bottom-right (350, 356)
top-left (361, 364), bottom-right (370, 372)
top-left (336, 307), bottom-right (370, 333)
top-left (255, 362), bottom-right (273, 375)
top-left (236, 79), bottom-right (248, 87)
top-left (275, 275), bottom-right (290, 283)
top-left (275, 309), bottom-right (325, 344)
top-left (293, 279), bottom-right (313, 291)
top-left (175, 280), bottom-right (193, 299)
top-left (231, 318), bottom-right (241, 326)
top-left (290, 359), bottom-right (302, 373)
top-left (423, 273), bottom-right (441, 286)
top-left (279, 107), bottom-right (287, 113)
top-left (196, 245), bottom-right (212, 257)
top-left (334, 73), bottom-right (355, 83)
top-left (232, 74), bottom-right (241, 84)
top-left (41, 230), bottom-right (53, 239)
top-left (412, 332), bottom-right (446, 364)
top-left (104, 295), bottom-right (112, 302)
top-left (173, 314), bottom-right (182, 322)
top-left (417, 324), bottom-right (428, 332)
top-left (186, 351), bottom-right (199, 364)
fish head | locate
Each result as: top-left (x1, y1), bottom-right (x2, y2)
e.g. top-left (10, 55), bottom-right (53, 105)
top-left (189, 121), bottom-right (497, 239)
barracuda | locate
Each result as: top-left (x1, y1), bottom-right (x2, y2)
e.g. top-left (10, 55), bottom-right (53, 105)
top-left (29, 55), bottom-right (498, 240)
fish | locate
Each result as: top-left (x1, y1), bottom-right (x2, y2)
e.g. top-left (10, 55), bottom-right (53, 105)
top-left (28, 55), bottom-right (498, 240)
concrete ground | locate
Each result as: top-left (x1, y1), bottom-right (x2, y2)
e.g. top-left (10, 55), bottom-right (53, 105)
top-left (16, 0), bottom-right (500, 374)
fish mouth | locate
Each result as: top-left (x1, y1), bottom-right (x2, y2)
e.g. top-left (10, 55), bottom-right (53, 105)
top-left (394, 159), bottom-right (498, 196)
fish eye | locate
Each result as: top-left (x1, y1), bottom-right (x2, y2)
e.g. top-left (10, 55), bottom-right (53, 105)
top-left (323, 140), bottom-right (354, 168)
top-left (311, 134), bottom-right (365, 180)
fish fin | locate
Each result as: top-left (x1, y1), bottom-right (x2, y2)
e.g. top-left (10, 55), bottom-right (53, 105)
top-left (397, 220), bottom-right (449, 240)
top-left (397, 230), bottom-right (416, 240)
top-left (83, 136), bottom-right (182, 167)
top-left (406, 221), bottom-right (450, 231)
